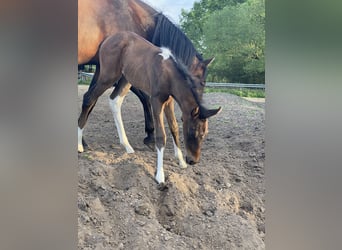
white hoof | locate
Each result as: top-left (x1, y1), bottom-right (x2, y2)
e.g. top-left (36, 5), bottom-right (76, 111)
top-left (179, 159), bottom-right (187, 169)
top-left (155, 172), bottom-right (165, 184)
top-left (124, 144), bottom-right (135, 154)
top-left (78, 127), bottom-right (84, 153)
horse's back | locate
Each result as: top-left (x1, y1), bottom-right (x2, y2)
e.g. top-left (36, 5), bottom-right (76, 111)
top-left (100, 31), bottom-right (161, 69)
top-left (78, 0), bottom-right (156, 64)
top-left (99, 31), bottom-right (164, 94)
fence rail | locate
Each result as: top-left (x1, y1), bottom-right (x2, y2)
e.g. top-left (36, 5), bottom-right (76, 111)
top-left (78, 72), bottom-right (94, 81)
top-left (78, 72), bottom-right (265, 89)
top-left (206, 82), bottom-right (265, 89)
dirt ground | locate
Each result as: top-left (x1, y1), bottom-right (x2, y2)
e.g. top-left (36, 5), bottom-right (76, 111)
top-left (78, 85), bottom-right (265, 249)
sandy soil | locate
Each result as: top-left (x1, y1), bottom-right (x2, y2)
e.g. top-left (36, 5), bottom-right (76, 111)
top-left (78, 85), bottom-right (265, 249)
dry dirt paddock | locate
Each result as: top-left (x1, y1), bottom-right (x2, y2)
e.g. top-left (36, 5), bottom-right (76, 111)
top-left (78, 85), bottom-right (265, 249)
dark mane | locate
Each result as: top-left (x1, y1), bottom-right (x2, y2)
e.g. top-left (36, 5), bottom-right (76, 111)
top-left (152, 13), bottom-right (203, 67)
top-left (168, 56), bottom-right (203, 106)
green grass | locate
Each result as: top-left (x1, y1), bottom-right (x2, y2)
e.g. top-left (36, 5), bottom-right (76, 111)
top-left (205, 87), bottom-right (265, 98)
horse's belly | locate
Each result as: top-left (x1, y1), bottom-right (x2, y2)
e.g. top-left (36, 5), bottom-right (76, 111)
top-left (78, 0), bottom-right (106, 64)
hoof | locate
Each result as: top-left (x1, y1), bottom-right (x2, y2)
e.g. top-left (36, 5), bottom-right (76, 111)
top-left (121, 142), bottom-right (135, 153)
top-left (155, 172), bottom-right (165, 185)
top-left (179, 160), bottom-right (187, 169)
top-left (78, 144), bottom-right (84, 153)
top-left (143, 135), bottom-right (155, 151)
top-left (125, 146), bottom-right (135, 154)
top-left (157, 182), bottom-right (168, 191)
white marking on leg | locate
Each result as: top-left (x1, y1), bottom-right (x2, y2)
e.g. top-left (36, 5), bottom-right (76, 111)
top-left (78, 127), bottom-right (84, 152)
top-left (172, 138), bottom-right (187, 169)
top-left (109, 96), bottom-right (134, 153)
top-left (159, 47), bottom-right (174, 60)
top-left (155, 147), bottom-right (165, 184)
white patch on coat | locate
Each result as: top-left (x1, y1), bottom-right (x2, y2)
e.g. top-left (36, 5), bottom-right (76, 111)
top-left (155, 147), bottom-right (165, 184)
top-left (78, 127), bottom-right (84, 152)
top-left (159, 47), bottom-right (173, 60)
top-left (109, 96), bottom-right (134, 153)
top-left (172, 138), bottom-right (187, 169)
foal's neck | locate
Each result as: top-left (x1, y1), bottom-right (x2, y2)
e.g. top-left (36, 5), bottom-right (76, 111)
top-left (170, 78), bottom-right (199, 115)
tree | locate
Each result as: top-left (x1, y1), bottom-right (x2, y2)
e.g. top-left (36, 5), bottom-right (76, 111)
top-left (192, 0), bottom-right (265, 83)
top-left (180, 0), bottom-right (246, 51)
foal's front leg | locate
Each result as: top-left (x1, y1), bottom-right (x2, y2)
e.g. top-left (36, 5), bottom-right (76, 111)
top-left (151, 98), bottom-right (167, 184)
top-left (164, 97), bottom-right (187, 169)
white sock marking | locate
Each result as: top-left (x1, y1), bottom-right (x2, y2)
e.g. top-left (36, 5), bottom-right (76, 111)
top-left (78, 127), bottom-right (84, 152)
top-left (159, 47), bottom-right (173, 60)
top-left (109, 96), bottom-right (134, 153)
top-left (172, 138), bottom-right (187, 169)
top-left (155, 147), bottom-right (165, 184)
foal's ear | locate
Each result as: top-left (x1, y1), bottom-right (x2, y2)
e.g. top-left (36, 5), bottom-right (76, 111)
top-left (199, 106), bottom-right (222, 119)
top-left (204, 57), bottom-right (215, 67)
top-left (191, 107), bottom-right (200, 118)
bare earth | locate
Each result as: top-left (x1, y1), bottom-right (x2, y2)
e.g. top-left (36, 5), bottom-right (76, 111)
top-left (78, 85), bottom-right (265, 249)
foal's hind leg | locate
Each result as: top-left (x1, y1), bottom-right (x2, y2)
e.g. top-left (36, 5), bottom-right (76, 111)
top-left (109, 77), bottom-right (134, 153)
top-left (164, 97), bottom-right (187, 169)
top-left (130, 87), bottom-right (155, 149)
top-left (78, 70), bottom-right (120, 153)
top-left (81, 65), bottom-right (100, 150)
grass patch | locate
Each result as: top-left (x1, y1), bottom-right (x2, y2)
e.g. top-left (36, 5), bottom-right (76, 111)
top-left (205, 87), bottom-right (265, 98)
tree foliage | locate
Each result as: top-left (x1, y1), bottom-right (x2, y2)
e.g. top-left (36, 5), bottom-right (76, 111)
top-left (180, 0), bottom-right (265, 83)
top-left (180, 0), bottom-right (245, 50)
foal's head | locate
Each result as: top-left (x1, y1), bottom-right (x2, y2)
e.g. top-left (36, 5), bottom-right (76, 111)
top-left (174, 62), bottom-right (220, 165)
top-left (182, 105), bottom-right (221, 165)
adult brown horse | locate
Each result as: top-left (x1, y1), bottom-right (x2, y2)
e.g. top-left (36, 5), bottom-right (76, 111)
top-left (78, 31), bottom-right (221, 184)
top-left (78, 0), bottom-right (214, 148)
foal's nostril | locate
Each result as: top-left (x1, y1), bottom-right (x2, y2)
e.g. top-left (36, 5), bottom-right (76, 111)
top-left (186, 156), bottom-right (197, 165)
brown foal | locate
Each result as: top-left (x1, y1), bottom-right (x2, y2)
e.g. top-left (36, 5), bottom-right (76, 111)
top-left (78, 32), bottom-right (221, 184)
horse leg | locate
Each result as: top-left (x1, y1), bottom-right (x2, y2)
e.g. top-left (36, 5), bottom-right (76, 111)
top-left (78, 68), bottom-right (120, 153)
top-left (151, 98), bottom-right (167, 184)
top-left (164, 97), bottom-right (187, 169)
top-left (109, 77), bottom-right (134, 153)
top-left (130, 86), bottom-right (155, 149)
top-left (81, 64), bottom-right (100, 150)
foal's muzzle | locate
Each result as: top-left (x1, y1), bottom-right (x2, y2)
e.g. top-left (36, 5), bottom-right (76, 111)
top-left (186, 156), bottom-right (198, 165)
